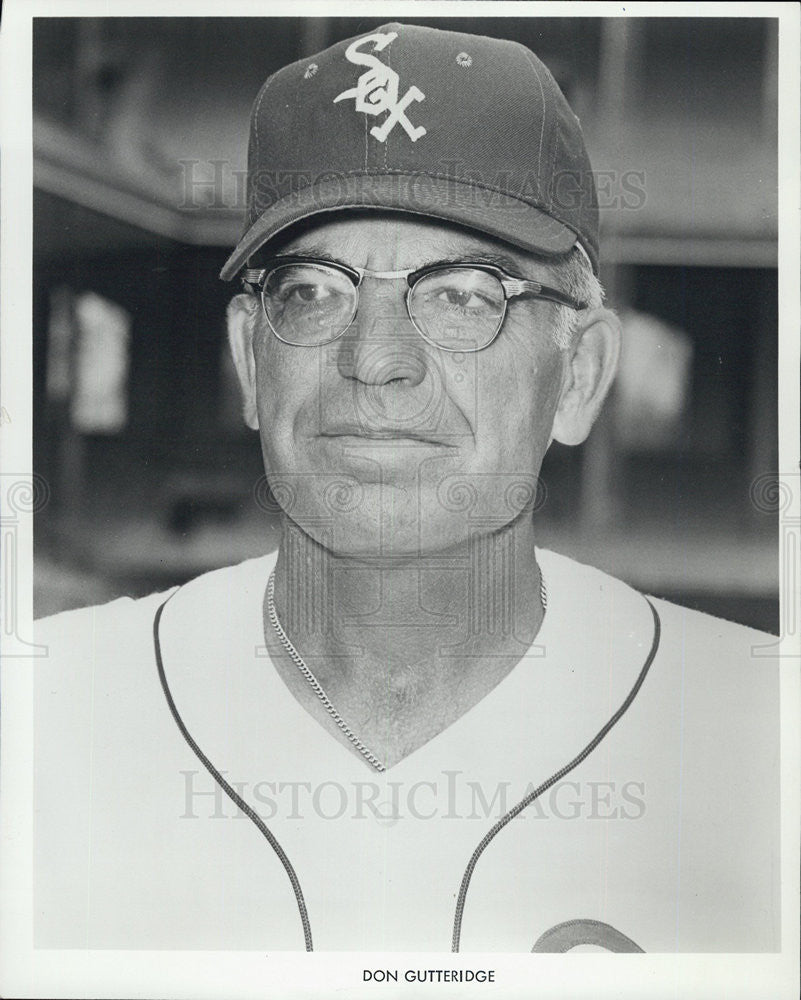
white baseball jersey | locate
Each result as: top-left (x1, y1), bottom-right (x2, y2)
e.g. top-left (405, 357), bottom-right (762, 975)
top-left (34, 548), bottom-right (780, 952)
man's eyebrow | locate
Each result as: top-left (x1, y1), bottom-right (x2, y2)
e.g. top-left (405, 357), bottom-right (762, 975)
top-left (269, 244), bottom-right (341, 263)
top-left (421, 250), bottom-right (527, 274)
top-left (273, 245), bottom-right (531, 276)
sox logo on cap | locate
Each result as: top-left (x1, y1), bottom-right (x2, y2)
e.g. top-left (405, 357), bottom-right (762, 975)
top-left (333, 31), bottom-right (427, 143)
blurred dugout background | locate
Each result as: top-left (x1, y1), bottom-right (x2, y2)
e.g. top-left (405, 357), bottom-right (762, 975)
top-left (33, 16), bottom-right (780, 631)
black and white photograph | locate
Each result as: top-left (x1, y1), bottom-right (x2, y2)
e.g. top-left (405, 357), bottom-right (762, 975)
top-left (1, 2), bottom-right (799, 998)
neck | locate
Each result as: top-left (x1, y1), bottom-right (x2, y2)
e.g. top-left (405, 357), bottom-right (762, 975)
top-left (271, 513), bottom-right (545, 691)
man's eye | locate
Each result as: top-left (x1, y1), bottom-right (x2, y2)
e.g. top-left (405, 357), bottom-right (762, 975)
top-left (427, 285), bottom-right (500, 312)
top-left (279, 281), bottom-right (348, 307)
top-left (266, 265), bottom-right (351, 307)
top-left (290, 283), bottom-right (330, 303)
top-left (437, 287), bottom-right (486, 309)
top-left (415, 268), bottom-right (504, 314)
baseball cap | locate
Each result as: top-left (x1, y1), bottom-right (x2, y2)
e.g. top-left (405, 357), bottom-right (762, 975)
top-left (220, 22), bottom-right (599, 280)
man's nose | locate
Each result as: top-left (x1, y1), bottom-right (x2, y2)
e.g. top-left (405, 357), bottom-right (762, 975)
top-left (335, 283), bottom-right (428, 388)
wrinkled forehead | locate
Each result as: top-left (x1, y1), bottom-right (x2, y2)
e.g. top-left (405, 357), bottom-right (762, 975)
top-left (258, 209), bottom-right (563, 278)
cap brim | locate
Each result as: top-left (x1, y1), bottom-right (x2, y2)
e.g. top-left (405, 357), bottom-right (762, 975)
top-left (219, 173), bottom-right (586, 281)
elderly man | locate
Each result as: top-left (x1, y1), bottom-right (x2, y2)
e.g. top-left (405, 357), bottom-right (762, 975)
top-left (35, 23), bottom-right (779, 953)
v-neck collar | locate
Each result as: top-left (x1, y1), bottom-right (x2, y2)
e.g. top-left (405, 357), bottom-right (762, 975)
top-left (155, 548), bottom-right (658, 790)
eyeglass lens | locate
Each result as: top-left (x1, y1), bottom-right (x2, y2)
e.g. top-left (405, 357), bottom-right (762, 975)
top-left (263, 263), bottom-right (357, 346)
top-left (262, 263), bottom-right (505, 351)
top-left (411, 267), bottom-right (504, 351)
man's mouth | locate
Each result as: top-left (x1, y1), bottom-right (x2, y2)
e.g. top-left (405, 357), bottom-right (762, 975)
top-left (320, 423), bottom-right (458, 446)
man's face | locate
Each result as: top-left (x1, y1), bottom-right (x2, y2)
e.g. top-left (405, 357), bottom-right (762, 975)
top-left (247, 212), bottom-right (569, 557)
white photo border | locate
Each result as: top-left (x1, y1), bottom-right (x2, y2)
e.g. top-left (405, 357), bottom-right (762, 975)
top-left (1, 1), bottom-right (799, 997)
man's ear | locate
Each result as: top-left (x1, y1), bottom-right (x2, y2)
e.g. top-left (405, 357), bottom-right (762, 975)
top-left (226, 294), bottom-right (260, 430)
top-left (551, 307), bottom-right (621, 446)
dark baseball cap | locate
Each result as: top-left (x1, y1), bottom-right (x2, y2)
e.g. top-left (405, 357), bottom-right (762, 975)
top-left (220, 22), bottom-right (599, 280)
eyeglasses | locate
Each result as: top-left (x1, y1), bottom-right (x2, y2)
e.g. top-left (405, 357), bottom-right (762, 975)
top-left (241, 256), bottom-right (585, 353)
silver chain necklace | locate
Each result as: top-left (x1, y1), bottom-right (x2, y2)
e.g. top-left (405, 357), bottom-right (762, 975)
top-left (266, 569), bottom-right (548, 774)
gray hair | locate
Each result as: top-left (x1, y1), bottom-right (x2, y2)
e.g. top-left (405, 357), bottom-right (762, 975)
top-left (547, 245), bottom-right (605, 350)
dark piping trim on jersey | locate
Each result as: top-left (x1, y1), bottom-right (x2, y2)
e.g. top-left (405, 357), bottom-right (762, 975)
top-left (451, 595), bottom-right (662, 952)
top-left (153, 588), bottom-right (661, 954)
top-left (153, 589), bottom-right (314, 951)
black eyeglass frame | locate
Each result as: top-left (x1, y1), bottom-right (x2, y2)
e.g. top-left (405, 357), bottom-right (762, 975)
top-left (241, 256), bottom-right (586, 352)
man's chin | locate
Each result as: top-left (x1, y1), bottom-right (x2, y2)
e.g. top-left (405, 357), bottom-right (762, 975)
top-left (283, 501), bottom-right (471, 562)
top-left (273, 471), bottom-right (542, 560)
